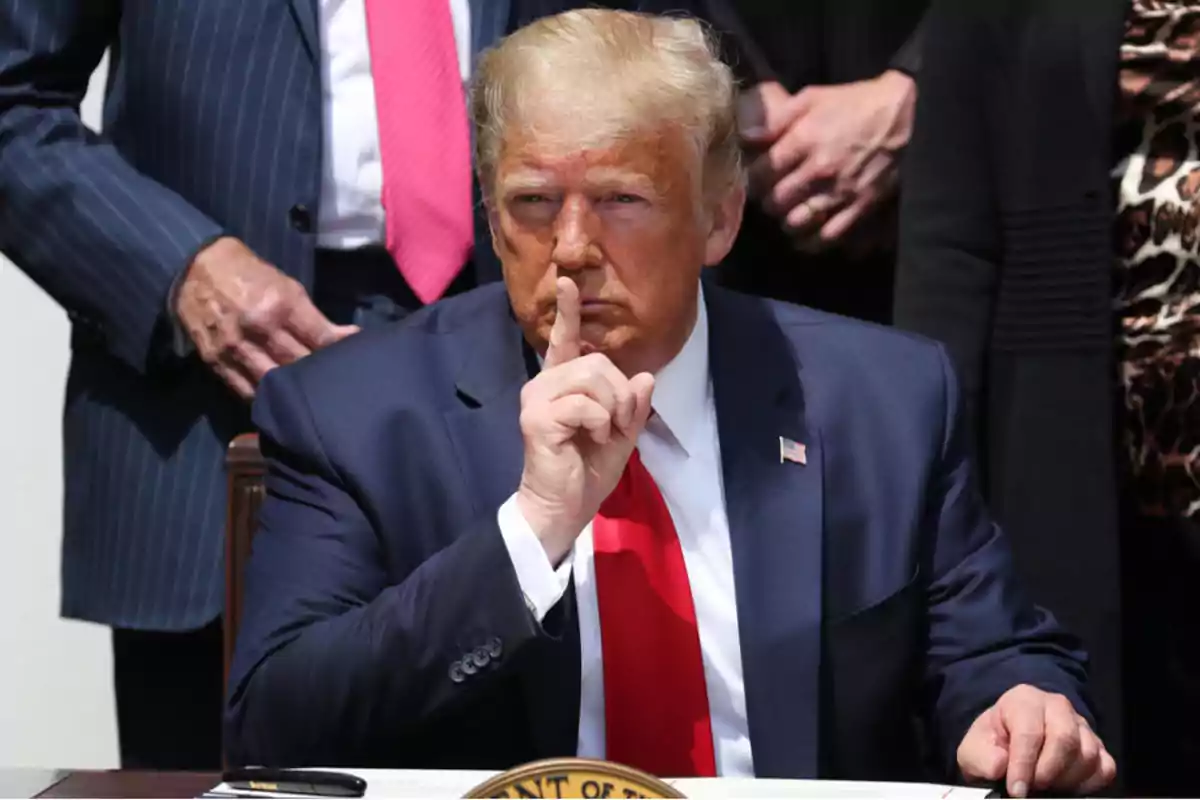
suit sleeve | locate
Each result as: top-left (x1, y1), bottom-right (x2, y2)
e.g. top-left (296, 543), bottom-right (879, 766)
top-left (893, 4), bottom-right (1001, 425)
top-left (921, 345), bottom-right (1093, 771)
top-left (223, 366), bottom-right (550, 767)
top-left (889, 15), bottom-right (924, 76)
top-left (0, 0), bottom-right (225, 374)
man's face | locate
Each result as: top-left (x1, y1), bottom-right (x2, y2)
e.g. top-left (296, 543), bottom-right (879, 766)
top-left (489, 123), bottom-right (742, 375)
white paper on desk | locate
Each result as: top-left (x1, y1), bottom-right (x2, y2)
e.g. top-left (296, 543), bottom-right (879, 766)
top-left (205, 770), bottom-right (993, 799)
top-left (667, 778), bottom-right (993, 799)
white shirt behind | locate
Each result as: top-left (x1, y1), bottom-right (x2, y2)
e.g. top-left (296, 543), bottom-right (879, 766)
top-left (316, 0), bottom-right (472, 250)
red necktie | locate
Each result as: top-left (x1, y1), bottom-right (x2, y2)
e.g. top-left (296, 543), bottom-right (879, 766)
top-left (364, 0), bottom-right (474, 304)
top-left (592, 450), bottom-right (718, 777)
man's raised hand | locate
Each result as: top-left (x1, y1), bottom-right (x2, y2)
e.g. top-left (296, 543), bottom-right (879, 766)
top-left (515, 278), bottom-right (654, 564)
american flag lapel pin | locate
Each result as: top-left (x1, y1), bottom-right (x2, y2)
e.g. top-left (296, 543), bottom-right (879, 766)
top-left (779, 436), bottom-right (807, 465)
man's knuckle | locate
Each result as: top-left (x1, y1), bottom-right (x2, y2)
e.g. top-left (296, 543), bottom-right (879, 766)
top-left (239, 307), bottom-right (271, 334)
top-left (815, 162), bottom-right (838, 181)
top-left (580, 352), bottom-right (609, 370)
top-left (518, 407), bottom-right (543, 435)
top-left (215, 330), bottom-right (243, 359)
top-left (769, 183), bottom-right (792, 210)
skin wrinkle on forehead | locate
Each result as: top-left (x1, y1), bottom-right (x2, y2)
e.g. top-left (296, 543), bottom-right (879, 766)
top-left (481, 51), bottom-right (718, 197)
top-left (497, 126), bottom-right (702, 212)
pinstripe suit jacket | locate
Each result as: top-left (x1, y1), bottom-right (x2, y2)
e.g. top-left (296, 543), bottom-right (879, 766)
top-left (0, 0), bottom-right (593, 631)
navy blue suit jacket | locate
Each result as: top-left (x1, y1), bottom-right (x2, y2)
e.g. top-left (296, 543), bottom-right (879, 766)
top-left (225, 282), bottom-right (1091, 779)
top-left (0, 0), bottom-right (724, 630)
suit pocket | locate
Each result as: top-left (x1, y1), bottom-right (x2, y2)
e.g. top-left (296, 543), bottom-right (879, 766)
top-left (994, 203), bottom-right (1112, 353)
top-left (829, 568), bottom-right (922, 629)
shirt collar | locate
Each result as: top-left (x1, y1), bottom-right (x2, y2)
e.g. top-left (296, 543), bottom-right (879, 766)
top-left (646, 284), bottom-right (710, 457)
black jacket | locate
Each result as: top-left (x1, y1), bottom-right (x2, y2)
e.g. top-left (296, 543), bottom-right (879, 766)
top-left (894, 0), bottom-right (1127, 762)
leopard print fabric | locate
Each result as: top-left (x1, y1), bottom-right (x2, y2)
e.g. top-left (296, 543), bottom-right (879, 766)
top-left (1113, 0), bottom-right (1200, 520)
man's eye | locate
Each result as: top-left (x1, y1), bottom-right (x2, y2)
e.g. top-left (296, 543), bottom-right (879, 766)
top-left (609, 193), bottom-right (642, 204)
top-left (514, 194), bottom-right (551, 204)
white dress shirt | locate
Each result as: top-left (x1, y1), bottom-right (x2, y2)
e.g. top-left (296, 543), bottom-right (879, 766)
top-left (497, 291), bottom-right (756, 777)
top-left (316, 0), bottom-right (472, 249)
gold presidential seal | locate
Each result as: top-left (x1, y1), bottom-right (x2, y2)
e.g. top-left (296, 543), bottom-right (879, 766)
top-left (464, 757), bottom-right (685, 798)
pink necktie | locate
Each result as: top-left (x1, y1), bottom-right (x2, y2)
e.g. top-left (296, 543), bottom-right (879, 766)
top-left (365, 0), bottom-right (474, 304)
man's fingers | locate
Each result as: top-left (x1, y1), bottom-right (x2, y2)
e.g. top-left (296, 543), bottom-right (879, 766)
top-left (544, 278), bottom-right (581, 368)
top-left (1053, 718), bottom-right (1101, 791)
top-left (749, 125), bottom-right (814, 197)
top-left (546, 355), bottom-right (635, 430)
top-left (1077, 747), bottom-right (1117, 795)
top-left (262, 329), bottom-right (311, 366)
top-left (549, 395), bottom-right (613, 445)
top-left (1032, 700), bottom-right (1081, 789)
top-left (1003, 701), bottom-right (1046, 798)
top-left (230, 342), bottom-right (279, 383)
top-left (627, 372), bottom-right (656, 436)
top-left (784, 193), bottom-right (842, 239)
top-left (813, 155), bottom-right (897, 245)
top-left (215, 364), bottom-right (256, 401)
top-left (817, 193), bottom-right (873, 246)
top-left (960, 743), bottom-right (1008, 784)
top-left (284, 295), bottom-right (343, 350)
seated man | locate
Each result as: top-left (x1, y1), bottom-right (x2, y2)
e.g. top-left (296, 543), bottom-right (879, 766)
top-left (224, 9), bottom-right (1115, 797)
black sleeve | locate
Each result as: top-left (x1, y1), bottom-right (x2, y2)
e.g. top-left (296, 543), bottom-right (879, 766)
top-left (889, 14), bottom-right (925, 76)
top-left (894, 3), bottom-right (1002, 424)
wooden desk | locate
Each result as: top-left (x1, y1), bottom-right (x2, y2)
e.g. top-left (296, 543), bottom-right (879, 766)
top-left (1, 769), bottom-right (219, 798)
top-left (0, 770), bottom-right (69, 798)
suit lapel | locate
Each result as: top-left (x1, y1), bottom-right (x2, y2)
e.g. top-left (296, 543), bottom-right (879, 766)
top-left (707, 287), bottom-right (824, 778)
top-left (288, 0), bottom-right (320, 64)
top-left (442, 289), bottom-right (582, 759)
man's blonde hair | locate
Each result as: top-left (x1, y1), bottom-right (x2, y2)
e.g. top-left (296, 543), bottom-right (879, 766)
top-left (470, 9), bottom-right (742, 202)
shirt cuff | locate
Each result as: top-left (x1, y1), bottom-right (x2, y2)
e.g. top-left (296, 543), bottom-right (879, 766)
top-left (166, 267), bottom-right (196, 357)
top-left (497, 493), bottom-right (573, 622)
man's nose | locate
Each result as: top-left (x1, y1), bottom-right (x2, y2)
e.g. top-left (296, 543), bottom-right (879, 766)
top-left (551, 197), bottom-right (601, 272)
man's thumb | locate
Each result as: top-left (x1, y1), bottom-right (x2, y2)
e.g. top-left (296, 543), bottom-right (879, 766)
top-left (627, 373), bottom-right (656, 437)
top-left (738, 81), bottom-right (790, 142)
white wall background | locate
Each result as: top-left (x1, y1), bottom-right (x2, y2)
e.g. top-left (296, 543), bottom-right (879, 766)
top-left (0, 57), bottom-right (119, 769)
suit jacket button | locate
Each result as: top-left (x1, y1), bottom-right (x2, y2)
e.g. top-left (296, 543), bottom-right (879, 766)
top-left (486, 637), bottom-right (503, 659)
top-left (448, 661), bottom-right (465, 683)
top-left (460, 656), bottom-right (478, 676)
top-left (289, 204), bottom-right (313, 233)
top-left (470, 648), bottom-right (490, 669)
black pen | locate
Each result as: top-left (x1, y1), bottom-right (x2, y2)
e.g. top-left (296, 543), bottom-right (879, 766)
top-left (221, 768), bottom-right (367, 798)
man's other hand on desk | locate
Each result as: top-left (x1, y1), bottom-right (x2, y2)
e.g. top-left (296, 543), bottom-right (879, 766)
top-left (958, 684), bottom-right (1116, 797)
top-left (175, 237), bottom-right (359, 399)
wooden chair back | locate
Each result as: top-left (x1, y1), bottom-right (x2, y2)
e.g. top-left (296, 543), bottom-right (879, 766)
top-left (224, 433), bottom-right (265, 688)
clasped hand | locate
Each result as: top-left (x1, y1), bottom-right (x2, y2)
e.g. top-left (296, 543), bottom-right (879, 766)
top-left (175, 237), bottom-right (358, 398)
top-left (738, 73), bottom-right (915, 252)
top-left (515, 278), bottom-right (655, 564)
